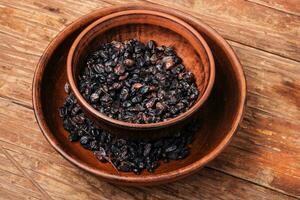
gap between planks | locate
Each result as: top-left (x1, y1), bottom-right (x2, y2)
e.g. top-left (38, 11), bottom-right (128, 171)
top-left (205, 166), bottom-right (299, 199)
top-left (0, 95), bottom-right (32, 110)
top-left (245, 0), bottom-right (300, 17)
top-left (226, 38), bottom-right (300, 63)
top-left (0, 146), bottom-right (53, 200)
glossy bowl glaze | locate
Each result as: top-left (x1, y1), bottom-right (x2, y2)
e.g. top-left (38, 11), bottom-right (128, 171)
top-left (33, 4), bottom-right (246, 186)
top-left (67, 10), bottom-right (215, 139)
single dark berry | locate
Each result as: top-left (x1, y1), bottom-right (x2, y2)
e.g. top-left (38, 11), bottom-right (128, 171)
top-left (140, 86), bottom-right (149, 94)
top-left (114, 64), bottom-right (126, 75)
top-left (68, 133), bottom-right (79, 142)
top-left (123, 59), bottom-right (135, 67)
top-left (90, 93), bottom-right (100, 103)
top-left (64, 83), bottom-right (70, 94)
top-left (94, 147), bottom-right (108, 162)
top-left (162, 56), bottom-right (175, 70)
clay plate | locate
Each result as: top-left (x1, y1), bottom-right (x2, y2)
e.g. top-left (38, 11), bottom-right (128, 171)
top-left (32, 4), bottom-right (246, 186)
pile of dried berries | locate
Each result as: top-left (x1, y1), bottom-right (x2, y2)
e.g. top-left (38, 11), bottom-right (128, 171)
top-left (78, 39), bottom-right (199, 123)
top-left (59, 86), bottom-right (199, 174)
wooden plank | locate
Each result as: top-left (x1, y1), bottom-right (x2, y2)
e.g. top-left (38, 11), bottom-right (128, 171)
top-left (0, 94), bottom-right (296, 199)
top-left (0, 148), bottom-right (22, 175)
top-left (0, 5), bottom-right (58, 45)
top-left (229, 41), bottom-right (300, 123)
top-left (0, 188), bottom-right (40, 200)
top-left (247, 0), bottom-right (300, 16)
top-left (0, 97), bottom-right (57, 155)
top-left (1, 141), bottom-right (296, 200)
top-left (3, 147), bottom-right (135, 200)
top-left (0, 152), bottom-right (145, 200)
top-left (0, 149), bottom-right (45, 199)
top-left (0, 0), bottom-right (109, 29)
top-left (1, 0), bottom-right (300, 62)
top-left (0, 147), bottom-right (53, 199)
top-left (207, 41), bottom-right (300, 197)
top-left (0, 34), bottom-right (39, 70)
top-left (2, 0), bottom-right (110, 16)
top-left (0, 14), bottom-right (299, 195)
top-left (0, 32), bottom-right (43, 57)
top-left (0, 0), bottom-right (107, 55)
top-left (0, 0), bottom-right (299, 199)
top-left (0, 170), bottom-right (43, 200)
top-left (0, 60), bottom-right (34, 108)
top-left (0, 2), bottom-right (65, 31)
top-left (142, 0), bottom-right (300, 61)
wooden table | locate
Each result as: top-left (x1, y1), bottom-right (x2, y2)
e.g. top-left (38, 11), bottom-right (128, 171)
top-left (0, 0), bottom-right (299, 199)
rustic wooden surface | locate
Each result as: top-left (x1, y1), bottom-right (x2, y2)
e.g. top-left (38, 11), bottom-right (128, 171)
top-left (0, 0), bottom-right (299, 199)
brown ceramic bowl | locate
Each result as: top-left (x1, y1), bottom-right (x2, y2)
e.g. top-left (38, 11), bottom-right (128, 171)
top-left (67, 10), bottom-right (215, 139)
top-left (33, 4), bottom-right (246, 186)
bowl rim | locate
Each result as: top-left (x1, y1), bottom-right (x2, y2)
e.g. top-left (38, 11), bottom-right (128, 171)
top-left (66, 9), bottom-right (215, 129)
top-left (32, 4), bottom-right (246, 185)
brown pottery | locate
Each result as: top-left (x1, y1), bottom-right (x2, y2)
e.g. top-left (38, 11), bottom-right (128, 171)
top-left (67, 10), bottom-right (215, 139)
top-left (32, 4), bottom-right (246, 186)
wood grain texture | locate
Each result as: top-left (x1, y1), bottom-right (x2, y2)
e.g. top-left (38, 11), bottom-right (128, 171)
top-left (247, 0), bottom-right (300, 16)
top-left (142, 0), bottom-right (300, 61)
top-left (0, 0), bottom-right (299, 199)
